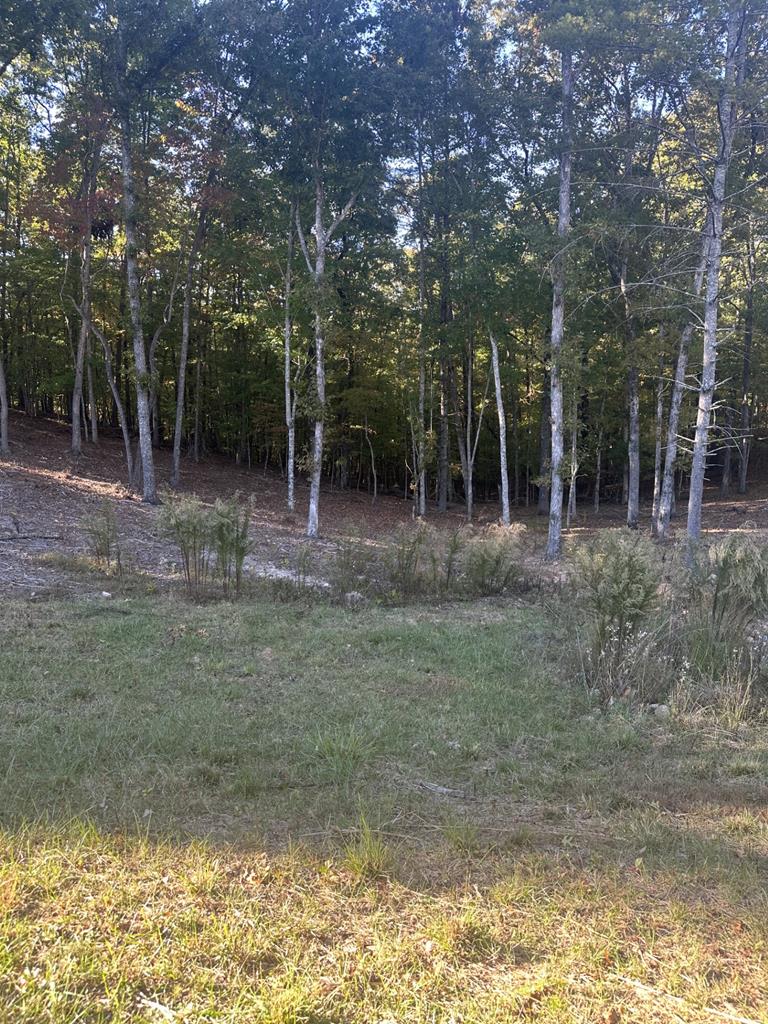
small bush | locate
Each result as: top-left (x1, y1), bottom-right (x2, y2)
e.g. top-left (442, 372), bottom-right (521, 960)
top-left (577, 532), bottom-right (660, 657)
top-left (210, 493), bottom-right (252, 597)
top-left (381, 523), bottom-right (430, 598)
top-left (85, 501), bottom-right (121, 572)
top-left (328, 534), bottom-right (374, 603)
top-left (160, 493), bottom-right (212, 597)
top-left (461, 524), bottom-right (523, 596)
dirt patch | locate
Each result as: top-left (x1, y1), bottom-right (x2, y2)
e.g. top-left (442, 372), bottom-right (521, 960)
top-left (2, 411), bottom-right (767, 595)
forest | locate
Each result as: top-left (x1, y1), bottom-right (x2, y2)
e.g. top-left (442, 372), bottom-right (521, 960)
top-left (2, 0), bottom-right (765, 548)
top-left (4, 3), bottom-right (768, 1023)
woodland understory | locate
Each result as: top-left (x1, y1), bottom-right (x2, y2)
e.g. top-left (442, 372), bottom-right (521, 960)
top-left (1, 0), bottom-right (767, 557)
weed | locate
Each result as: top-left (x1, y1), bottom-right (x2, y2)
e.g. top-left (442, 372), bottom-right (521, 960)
top-left (84, 501), bottom-right (121, 572)
top-left (342, 815), bottom-right (392, 878)
top-left (311, 725), bottom-right (374, 782)
top-left (210, 493), bottom-right (252, 597)
top-left (160, 493), bottom-right (212, 596)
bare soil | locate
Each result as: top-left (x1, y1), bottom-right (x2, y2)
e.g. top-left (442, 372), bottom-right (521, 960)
top-left (1, 411), bottom-right (766, 595)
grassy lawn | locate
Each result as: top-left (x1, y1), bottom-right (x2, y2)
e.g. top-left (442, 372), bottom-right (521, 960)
top-left (1, 592), bottom-right (768, 1022)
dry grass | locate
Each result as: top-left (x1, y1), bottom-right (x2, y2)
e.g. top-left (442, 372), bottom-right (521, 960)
top-left (0, 593), bottom-right (767, 1022)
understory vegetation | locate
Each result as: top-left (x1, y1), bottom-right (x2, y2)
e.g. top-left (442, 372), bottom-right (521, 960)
top-left (2, 528), bottom-right (768, 1022)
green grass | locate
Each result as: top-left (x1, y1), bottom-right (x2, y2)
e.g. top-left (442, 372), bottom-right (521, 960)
top-left (1, 593), bottom-right (768, 1022)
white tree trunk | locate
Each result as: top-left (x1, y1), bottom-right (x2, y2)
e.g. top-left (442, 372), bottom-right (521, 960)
top-left (71, 239), bottom-right (91, 456)
top-left (546, 50), bottom-right (573, 561)
top-left (116, 35), bottom-right (156, 503)
top-left (656, 246), bottom-right (708, 540)
top-left (490, 330), bottom-right (510, 525)
top-left (686, 4), bottom-right (744, 546)
top-left (171, 214), bottom-right (206, 488)
top-left (0, 351), bottom-right (9, 456)
top-left (651, 351), bottom-right (665, 533)
top-left (86, 335), bottom-right (98, 443)
top-left (284, 201), bottom-right (296, 511)
top-left (296, 183), bottom-right (355, 538)
top-left (72, 146), bottom-right (100, 456)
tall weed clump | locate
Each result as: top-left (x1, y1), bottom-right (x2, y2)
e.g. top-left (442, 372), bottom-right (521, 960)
top-left (673, 536), bottom-right (768, 717)
top-left (161, 492), bottom-right (252, 598)
top-left (574, 533), bottom-right (663, 701)
top-left (85, 501), bottom-right (122, 573)
top-left (568, 532), bottom-right (768, 719)
top-left (330, 522), bottom-right (526, 604)
top-left (462, 524), bottom-right (524, 596)
top-left (210, 493), bottom-right (252, 597)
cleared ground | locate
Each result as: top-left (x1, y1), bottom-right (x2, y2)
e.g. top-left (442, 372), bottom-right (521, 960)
top-left (1, 592), bottom-right (767, 1023)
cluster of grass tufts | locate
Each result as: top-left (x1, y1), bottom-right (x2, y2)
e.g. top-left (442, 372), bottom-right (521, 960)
top-left (325, 522), bottom-right (527, 606)
top-left (568, 532), bottom-right (768, 723)
top-left (160, 491), bottom-right (252, 598)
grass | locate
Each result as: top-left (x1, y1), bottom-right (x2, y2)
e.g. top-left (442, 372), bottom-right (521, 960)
top-left (1, 592), bottom-right (768, 1022)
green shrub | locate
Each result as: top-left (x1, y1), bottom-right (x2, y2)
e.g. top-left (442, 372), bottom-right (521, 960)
top-left (85, 501), bottom-right (121, 572)
top-left (210, 493), bottom-right (252, 597)
top-left (461, 524), bottom-right (523, 596)
top-left (381, 523), bottom-right (429, 598)
top-left (577, 532), bottom-right (660, 658)
top-left (160, 493), bottom-right (212, 597)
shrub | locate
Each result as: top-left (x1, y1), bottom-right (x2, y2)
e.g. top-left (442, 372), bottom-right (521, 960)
top-left (328, 534), bottom-right (374, 603)
top-left (461, 524), bottom-right (524, 596)
top-left (85, 501), bottom-right (121, 572)
top-left (577, 532), bottom-right (660, 659)
top-left (381, 523), bottom-right (429, 598)
top-left (160, 494), bottom-right (212, 597)
top-left (681, 536), bottom-right (768, 677)
top-left (210, 493), bottom-right (252, 597)
top-left (572, 533), bottom-right (662, 701)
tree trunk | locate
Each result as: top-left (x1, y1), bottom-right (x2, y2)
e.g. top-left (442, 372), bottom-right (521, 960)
top-left (621, 262), bottom-right (640, 529)
top-left (72, 145), bottom-right (100, 456)
top-left (86, 334), bottom-right (98, 443)
top-left (490, 330), bottom-right (510, 525)
top-left (437, 357), bottom-right (450, 511)
top-left (171, 214), bottom-right (206, 488)
top-left (115, 32), bottom-right (157, 503)
top-left (537, 369), bottom-right (550, 514)
top-left (283, 201), bottom-right (296, 511)
top-left (546, 50), bottom-right (573, 561)
top-left (720, 407), bottom-right (733, 497)
top-left (296, 181), bottom-right (355, 538)
top-left (738, 228), bottom-right (754, 494)
top-left (686, 4), bottom-right (744, 547)
top-left (651, 351), bottom-right (665, 533)
top-left (0, 351), bottom-right (9, 456)
top-left (656, 246), bottom-right (708, 540)
top-left (80, 313), bottom-right (134, 484)
top-left (567, 391), bottom-right (578, 529)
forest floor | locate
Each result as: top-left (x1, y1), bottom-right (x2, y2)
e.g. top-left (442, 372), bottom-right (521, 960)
top-left (1, 593), bottom-right (768, 1023)
top-left (2, 414), bottom-right (768, 1023)
top-left (1, 411), bottom-right (767, 597)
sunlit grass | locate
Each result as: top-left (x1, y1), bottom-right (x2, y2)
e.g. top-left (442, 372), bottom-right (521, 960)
top-left (0, 594), bottom-right (767, 1021)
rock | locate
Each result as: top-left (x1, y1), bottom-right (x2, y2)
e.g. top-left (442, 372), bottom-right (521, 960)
top-left (0, 513), bottom-right (19, 538)
top-left (652, 703), bottom-right (671, 720)
top-left (344, 590), bottom-right (366, 608)
top-left (101, 591), bottom-right (112, 599)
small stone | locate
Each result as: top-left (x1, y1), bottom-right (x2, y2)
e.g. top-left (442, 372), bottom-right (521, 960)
top-left (0, 513), bottom-right (19, 538)
top-left (101, 591), bottom-right (112, 599)
top-left (344, 590), bottom-right (366, 608)
top-left (653, 703), bottom-right (671, 720)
